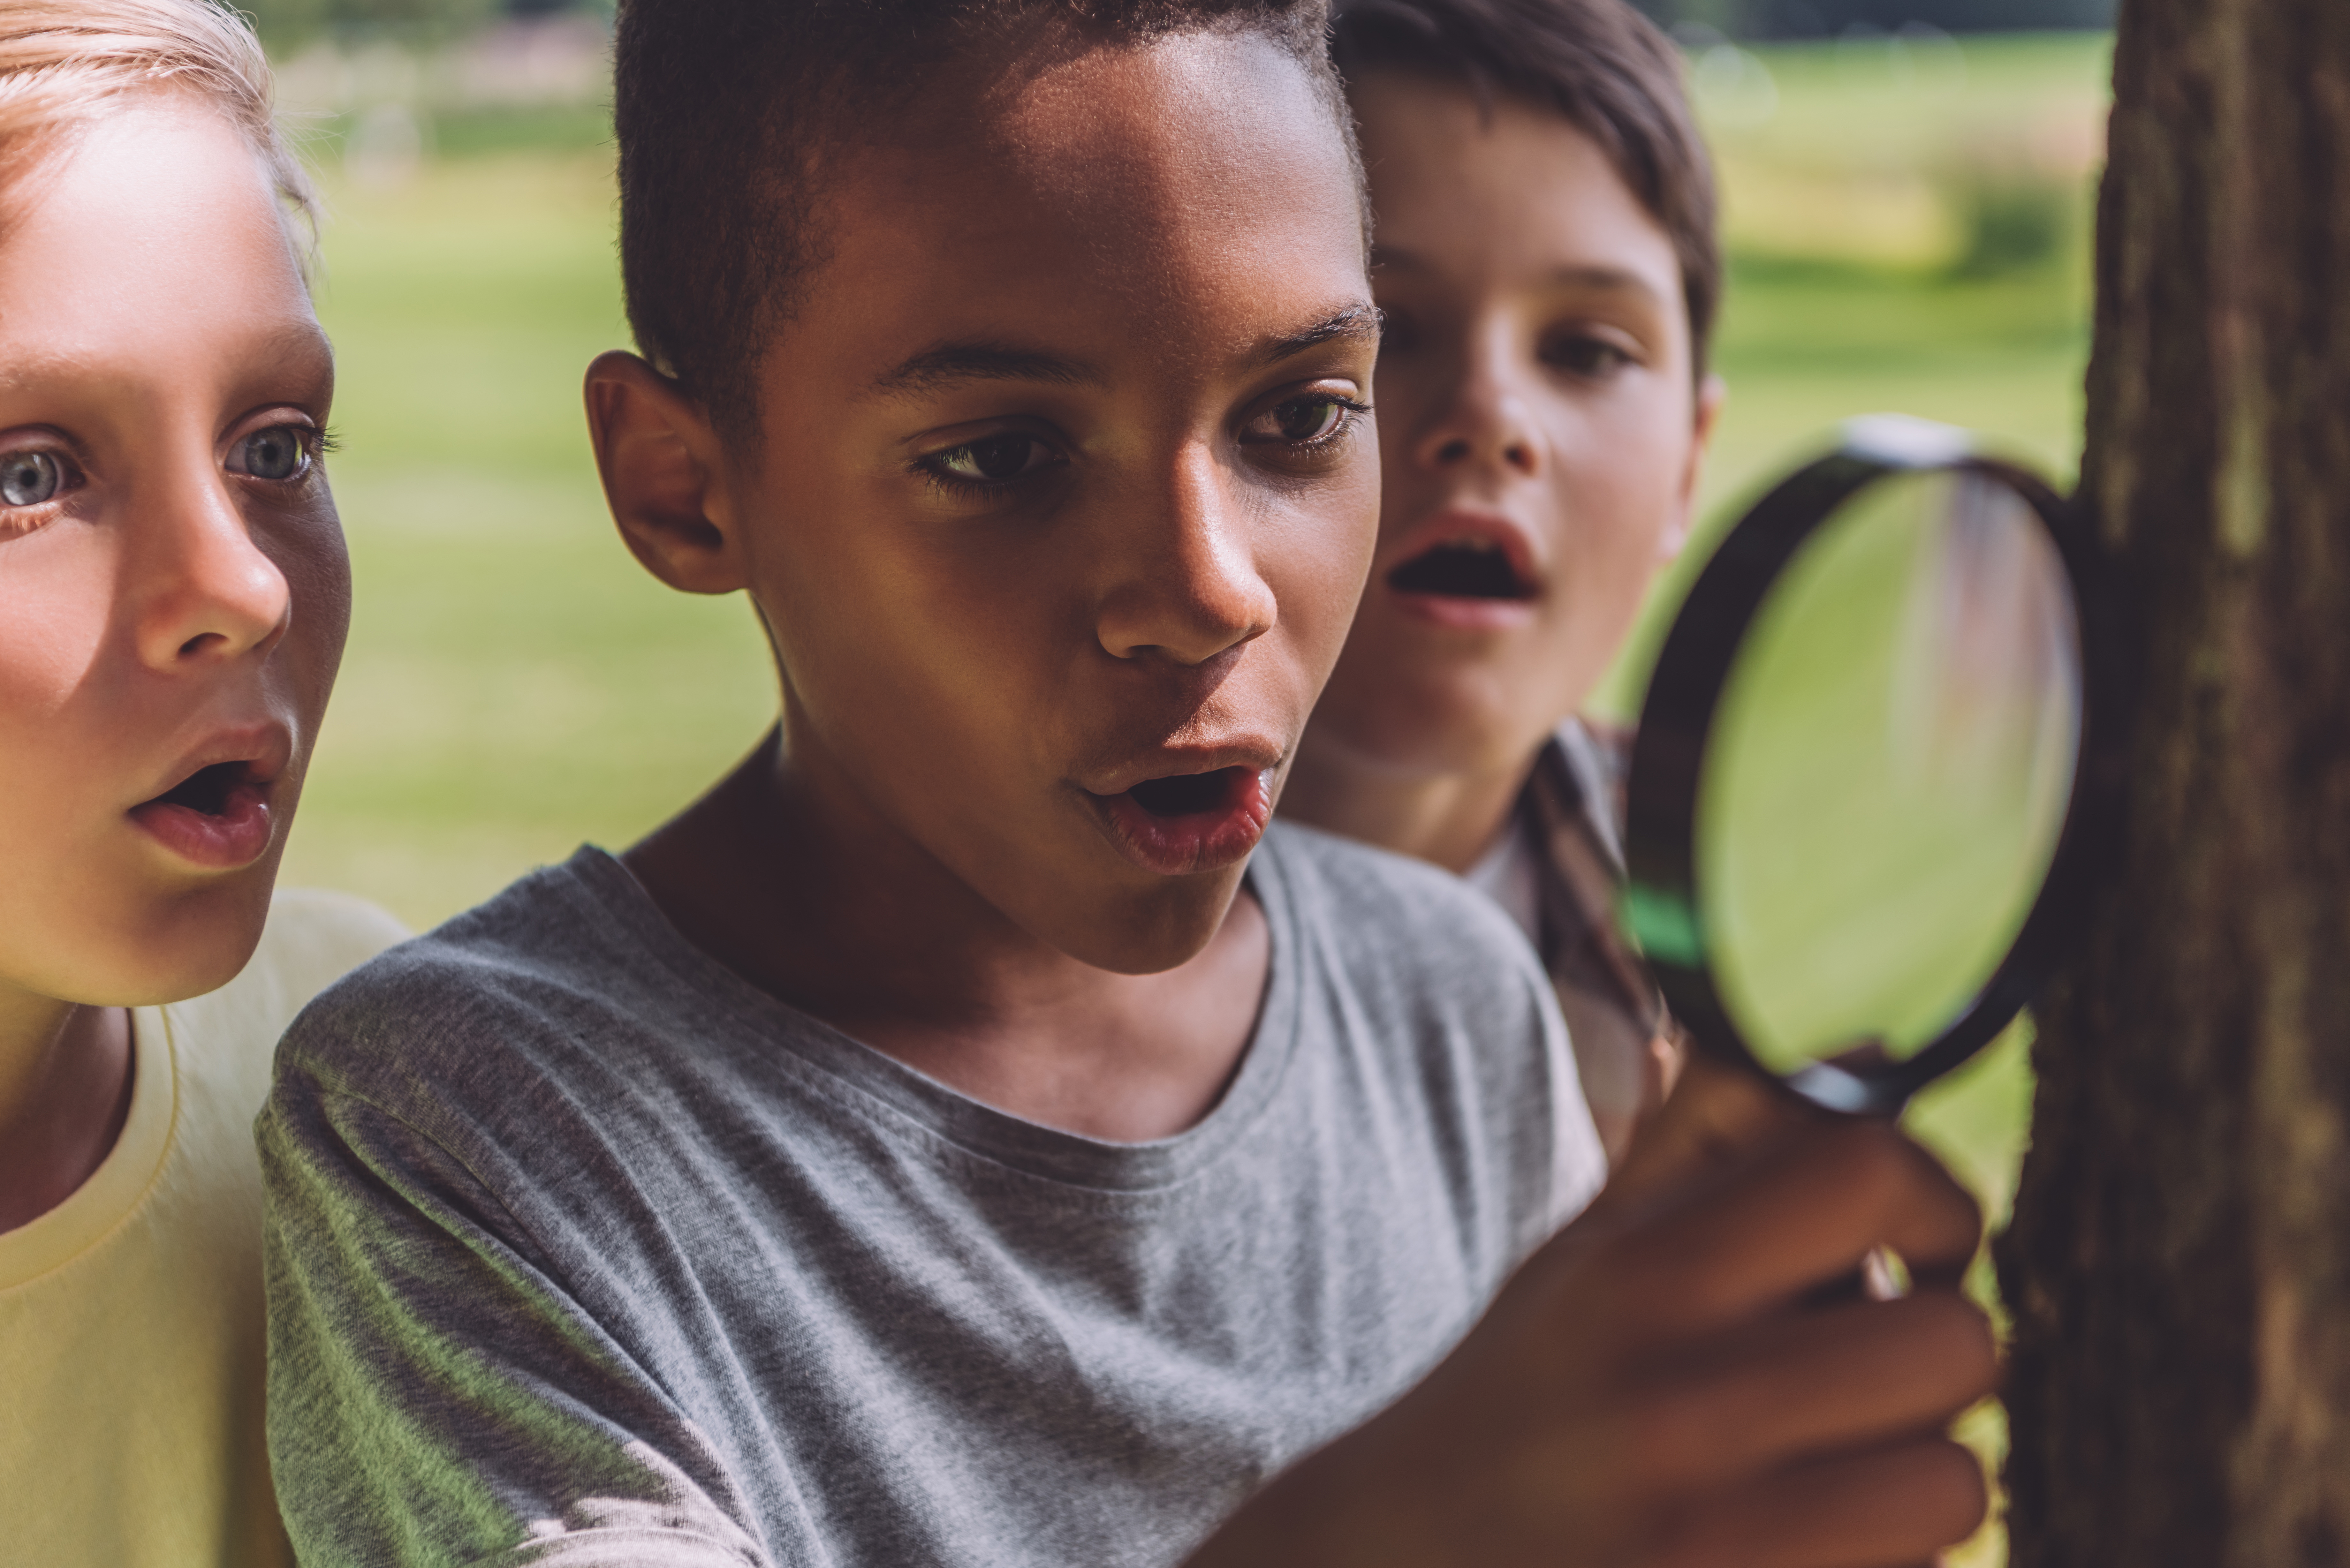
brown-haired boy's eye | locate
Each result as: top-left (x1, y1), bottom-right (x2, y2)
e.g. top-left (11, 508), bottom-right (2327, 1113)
top-left (0, 449), bottom-right (61, 508)
top-left (1542, 332), bottom-right (1633, 380)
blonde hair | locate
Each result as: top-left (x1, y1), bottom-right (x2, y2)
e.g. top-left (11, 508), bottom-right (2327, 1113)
top-left (0, 0), bottom-right (314, 240)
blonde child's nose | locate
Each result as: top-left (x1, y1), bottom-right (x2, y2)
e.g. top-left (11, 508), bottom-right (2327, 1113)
top-left (135, 481), bottom-right (290, 669)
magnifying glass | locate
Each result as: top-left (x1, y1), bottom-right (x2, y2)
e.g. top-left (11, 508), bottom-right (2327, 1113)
top-left (1621, 416), bottom-right (2117, 1116)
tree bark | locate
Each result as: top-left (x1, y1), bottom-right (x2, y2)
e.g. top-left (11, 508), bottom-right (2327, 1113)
top-left (1998, 0), bottom-right (2350, 1560)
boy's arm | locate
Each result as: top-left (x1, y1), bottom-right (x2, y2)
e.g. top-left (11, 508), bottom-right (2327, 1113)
top-left (259, 1074), bottom-right (771, 1568)
top-left (1188, 1059), bottom-right (1998, 1568)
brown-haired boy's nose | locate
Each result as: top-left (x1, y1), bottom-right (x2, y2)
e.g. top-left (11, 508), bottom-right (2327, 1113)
top-left (1095, 452), bottom-right (1277, 667)
top-left (1416, 362), bottom-right (1543, 480)
top-left (135, 479), bottom-right (291, 672)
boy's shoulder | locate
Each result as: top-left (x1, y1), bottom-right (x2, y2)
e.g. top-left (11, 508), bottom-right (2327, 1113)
top-left (269, 848), bottom-right (710, 1112)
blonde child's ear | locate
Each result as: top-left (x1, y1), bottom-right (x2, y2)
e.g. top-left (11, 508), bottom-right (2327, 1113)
top-left (585, 351), bottom-right (747, 595)
top-left (1661, 372), bottom-right (1727, 561)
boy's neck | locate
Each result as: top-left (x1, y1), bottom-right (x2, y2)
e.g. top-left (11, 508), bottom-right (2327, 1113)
top-left (1280, 734), bottom-right (1538, 876)
top-left (624, 725), bottom-right (1271, 1144)
top-left (0, 994), bottom-right (134, 1234)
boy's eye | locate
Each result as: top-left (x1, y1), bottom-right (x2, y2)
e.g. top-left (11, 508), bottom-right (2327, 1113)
top-left (0, 449), bottom-right (62, 507)
top-left (1243, 394), bottom-right (1359, 446)
top-left (229, 426), bottom-right (313, 482)
top-left (1541, 332), bottom-right (1634, 380)
top-left (934, 433), bottom-right (1055, 484)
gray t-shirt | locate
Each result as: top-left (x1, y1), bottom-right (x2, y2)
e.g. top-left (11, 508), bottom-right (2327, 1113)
top-left (261, 823), bottom-right (1604, 1568)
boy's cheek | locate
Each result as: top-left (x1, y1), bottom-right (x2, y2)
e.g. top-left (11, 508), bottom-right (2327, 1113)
top-left (1275, 467), bottom-right (1385, 686)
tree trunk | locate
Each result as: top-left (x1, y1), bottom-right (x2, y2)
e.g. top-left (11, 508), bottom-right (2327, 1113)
top-left (1997, 0), bottom-right (2350, 1560)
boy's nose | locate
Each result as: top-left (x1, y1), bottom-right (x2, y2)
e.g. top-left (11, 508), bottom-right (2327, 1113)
top-left (135, 477), bottom-right (291, 672)
top-left (1095, 450), bottom-right (1277, 667)
top-left (1414, 352), bottom-right (1543, 480)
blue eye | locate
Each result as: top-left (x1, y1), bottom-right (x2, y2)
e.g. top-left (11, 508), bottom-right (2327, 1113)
top-left (231, 426), bottom-right (311, 482)
top-left (0, 449), bottom-right (60, 507)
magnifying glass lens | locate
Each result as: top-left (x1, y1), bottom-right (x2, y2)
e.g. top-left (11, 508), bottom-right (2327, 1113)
top-left (1695, 469), bottom-right (2083, 1074)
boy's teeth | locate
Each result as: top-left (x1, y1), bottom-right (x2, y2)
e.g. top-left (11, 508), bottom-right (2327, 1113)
top-left (156, 761), bottom-right (251, 817)
top-left (1130, 769), bottom-right (1233, 818)
top-left (1388, 540), bottom-right (1528, 600)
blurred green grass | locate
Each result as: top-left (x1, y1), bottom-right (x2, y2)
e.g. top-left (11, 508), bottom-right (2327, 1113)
top-left (282, 25), bottom-right (2094, 1254)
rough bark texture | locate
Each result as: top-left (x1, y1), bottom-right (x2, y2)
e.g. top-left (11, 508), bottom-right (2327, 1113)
top-left (1997, 0), bottom-right (2350, 1560)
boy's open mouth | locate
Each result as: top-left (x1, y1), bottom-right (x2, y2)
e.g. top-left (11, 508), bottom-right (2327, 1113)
top-left (130, 760), bottom-right (276, 871)
top-left (1088, 764), bottom-right (1274, 878)
top-left (1388, 539), bottom-right (1535, 601)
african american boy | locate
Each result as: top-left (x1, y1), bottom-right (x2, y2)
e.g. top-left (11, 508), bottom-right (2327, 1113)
top-left (260, 2), bottom-right (1997, 1564)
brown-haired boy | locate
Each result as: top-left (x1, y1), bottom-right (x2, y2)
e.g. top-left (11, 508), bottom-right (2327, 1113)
top-left (1285, 0), bottom-right (1721, 1162)
top-left (260, 1), bottom-right (1995, 1563)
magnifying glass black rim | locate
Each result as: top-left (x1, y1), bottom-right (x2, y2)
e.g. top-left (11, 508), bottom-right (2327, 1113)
top-left (1622, 429), bottom-right (2116, 1116)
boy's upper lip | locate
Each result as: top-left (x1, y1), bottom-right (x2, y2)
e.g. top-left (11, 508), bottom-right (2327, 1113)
top-left (1075, 738), bottom-right (1286, 799)
top-left (133, 720), bottom-right (294, 808)
top-left (1379, 505), bottom-right (1548, 595)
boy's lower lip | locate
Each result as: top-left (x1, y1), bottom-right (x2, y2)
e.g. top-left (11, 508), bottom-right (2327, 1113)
top-left (1387, 588), bottom-right (1542, 632)
top-left (1084, 765), bottom-right (1275, 877)
top-left (128, 781), bottom-right (275, 870)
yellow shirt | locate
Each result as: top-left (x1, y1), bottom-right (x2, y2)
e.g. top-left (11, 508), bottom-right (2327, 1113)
top-left (0, 888), bottom-right (407, 1567)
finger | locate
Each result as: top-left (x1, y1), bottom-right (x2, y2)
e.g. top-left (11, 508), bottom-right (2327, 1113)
top-left (1649, 1435), bottom-right (1990, 1568)
top-left (1596, 1054), bottom-right (1813, 1219)
top-left (1596, 1118), bottom-right (1983, 1337)
top-left (1619, 1292), bottom-right (1998, 1490)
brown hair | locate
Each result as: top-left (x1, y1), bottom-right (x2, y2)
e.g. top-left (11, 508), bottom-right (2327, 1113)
top-left (0, 0), bottom-right (313, 246)
top-left (1331, 0), bottom-right (1721, 379)
top-left (613, 0), bottom-right (1351, 442)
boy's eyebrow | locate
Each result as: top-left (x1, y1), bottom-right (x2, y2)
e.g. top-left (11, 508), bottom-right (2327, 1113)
top-left (1372, 247), bottom-right (1669, 306)
top-left (869, 342), bottom-right (1105, 398)
top-left (1252, 304), bottom-right (1382, 367)
top-left (1546, 265), bottom-right (1668, 303)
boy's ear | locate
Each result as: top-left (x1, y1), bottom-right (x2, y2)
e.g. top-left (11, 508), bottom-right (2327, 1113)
top-left (1661, 373), bottom-right (1729, 561)
top-left (584, 351), bottom-right (747, 595)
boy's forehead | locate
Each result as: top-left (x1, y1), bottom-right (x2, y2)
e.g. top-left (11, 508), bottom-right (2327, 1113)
top-left (793, 30), bottom-right (1366, 384)
top-left (1355, 72), bottom-right (1679, 302)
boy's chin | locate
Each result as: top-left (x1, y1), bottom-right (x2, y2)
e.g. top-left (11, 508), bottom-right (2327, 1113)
top-left (40, 864), bottom-right (279, 1008)
top-left (1025, 866), bottom-right (1255, 978)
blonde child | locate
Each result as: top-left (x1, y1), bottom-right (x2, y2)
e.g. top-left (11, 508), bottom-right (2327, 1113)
top-left (0, 5), bottom-right (403, 1561)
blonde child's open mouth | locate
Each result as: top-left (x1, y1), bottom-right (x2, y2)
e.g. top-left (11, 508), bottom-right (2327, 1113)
top-left (130, 759), bottom-right (275, 870)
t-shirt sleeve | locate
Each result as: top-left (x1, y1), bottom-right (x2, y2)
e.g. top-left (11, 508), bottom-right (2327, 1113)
top-left (259, 1061), bottom-right (773, 1568)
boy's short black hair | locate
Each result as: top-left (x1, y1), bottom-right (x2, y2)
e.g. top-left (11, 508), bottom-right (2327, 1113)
top-left (1331, 0), bottom-right (1720, 380)
top-left (614, 0), bottom-right (1347, 441)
